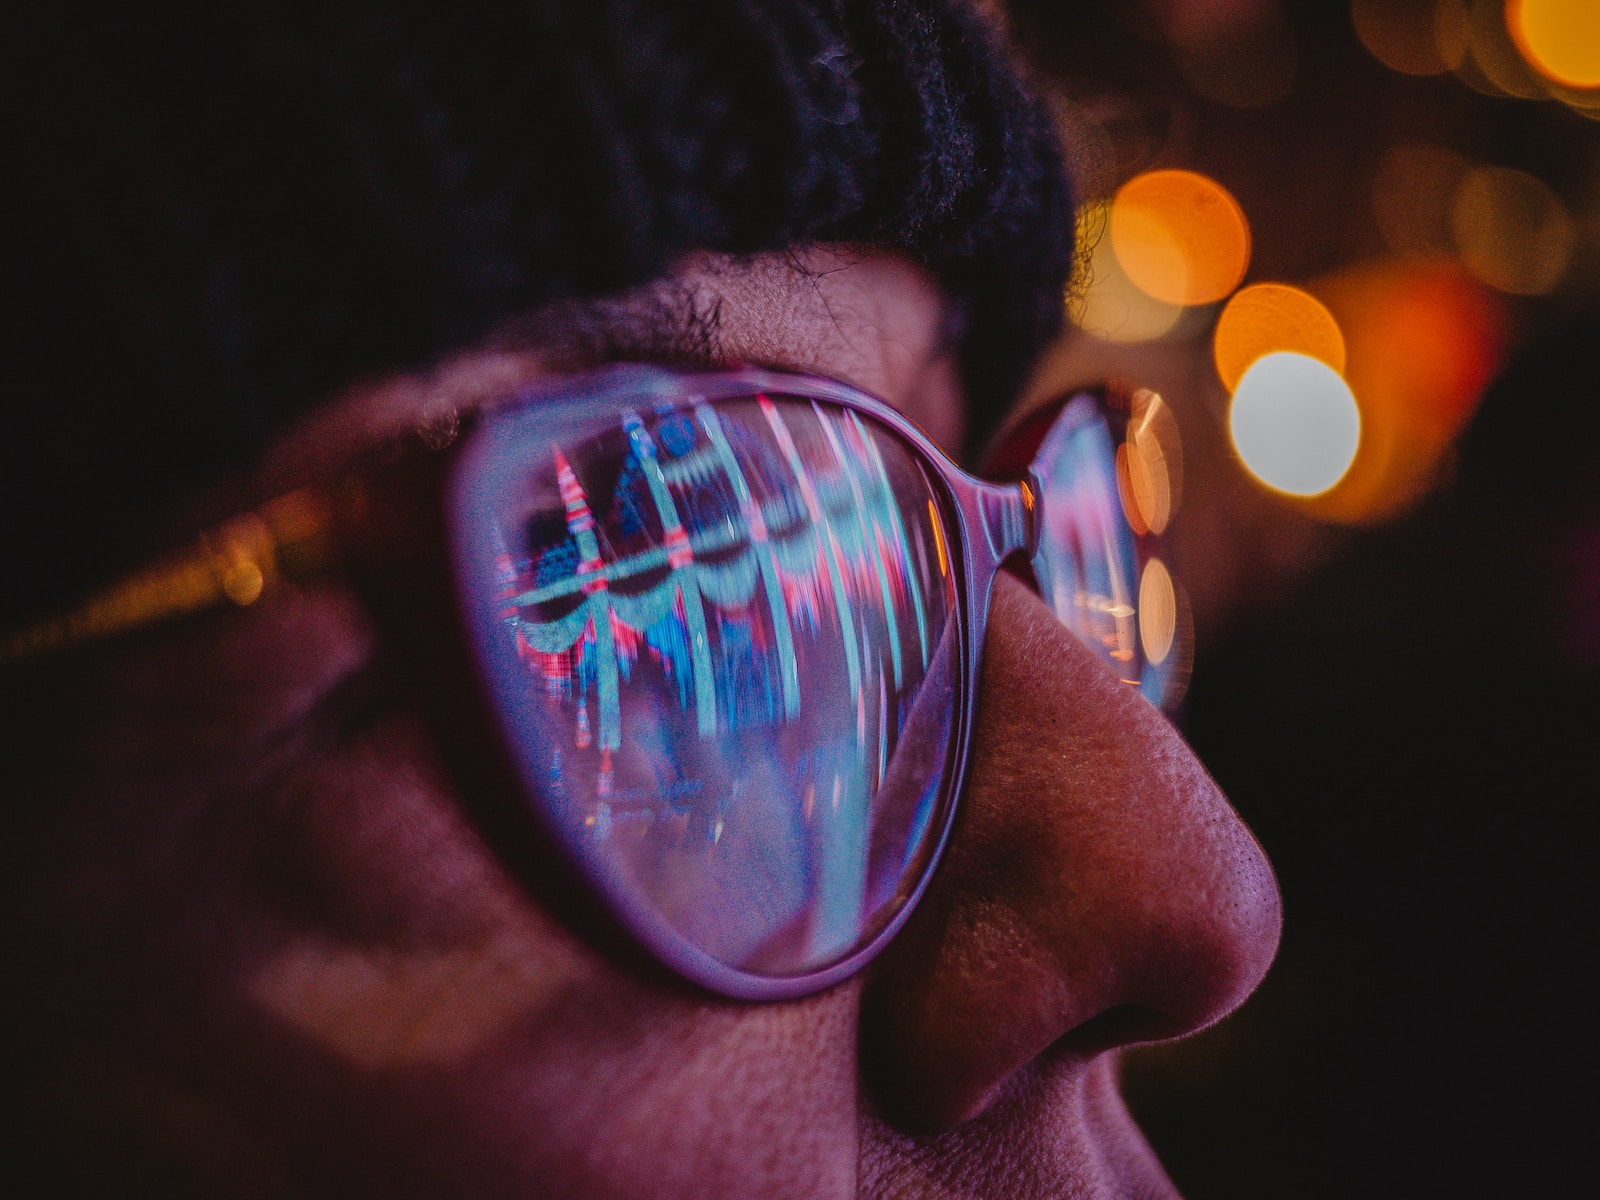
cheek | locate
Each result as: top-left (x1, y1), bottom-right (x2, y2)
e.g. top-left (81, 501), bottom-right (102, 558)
top-left (454, 986), bottom-right (862, 1199)
top-left (245, 710), bottom-right (599, 1067)
top-left (20, 585), bottom-right (865, 1197)
top-left (242, 701), bottom-right (864, 1197)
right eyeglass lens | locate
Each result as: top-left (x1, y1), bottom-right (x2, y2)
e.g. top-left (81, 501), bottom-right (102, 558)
top-left (470, 389), bottom-right (962, 982)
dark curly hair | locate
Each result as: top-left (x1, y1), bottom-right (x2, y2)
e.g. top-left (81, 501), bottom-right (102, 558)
top-left (3, 1), bottom-right (1074, 622)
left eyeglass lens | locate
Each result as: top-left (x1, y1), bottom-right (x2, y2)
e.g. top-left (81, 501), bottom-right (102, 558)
top-left (461, 391), bottom-right (961, 981)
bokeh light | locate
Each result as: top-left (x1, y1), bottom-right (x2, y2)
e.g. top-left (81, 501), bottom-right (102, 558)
top-left (1138, 558), bottom-right (1178, 666)
top-left (1110, 170), bottom-right (1251, 308)
top-left (1213, 284), bottom-right (1346, 394)
top-left (1435, 0), bottom-right (1471, 69)
top-left (1373, 142), bottom-right (1471, 256)
top-left (1116, 388), bottom-right (1181, 537)
top-left (1072, 201), bottom-right (1187, 343)
top-left (1308, 260), bottom-right (1504, 521)
top-left (1229, 352), bottom-right (1361, 497)
top-left (1451, 0), bottom-right (1547, 98)
top-left (1451, 165), bottom-right (1575, 295)
top-left (1351, 0), bottom-right (1453, 75)
top-left (222, 561), bottom-right (266, 607)
top-left (1539, 68), bottom-right (1600, 115)
top-left (1171, 11), bottom-right (1298, 109)
top-left (1508, 0), bottom-right (1600, 87)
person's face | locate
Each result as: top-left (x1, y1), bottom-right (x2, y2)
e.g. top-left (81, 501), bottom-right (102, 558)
top-left (15, 247), bottom-right (1280, 1199)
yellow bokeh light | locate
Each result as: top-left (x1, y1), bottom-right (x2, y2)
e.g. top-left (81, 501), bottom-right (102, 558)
top-left (1072, 201), bottom-right (1187, 343)
top-left (1138, 558), bottom-right (1178, 667)
top-left (1213, 283), bottom-right (1346, 394)
top-left (1110, 170), bottom-right (1251, 308)
top-left (1509, 0), bottom-right (1600, 87)
top-left (1451, 165), bottom-right (1575, 295)
top-left (1229, 352), bottom-right (1362, 497)
top-left (1541, 70), bottom-right (1600, 114)
top-left (222, 561), bottom-right (266, 607)
top-left (1435, 0), bottom-right (1471, 69)
top-left (1442, 0), bottom-right (1545, 99)
top-left (1116, 389), bottom-right (1182, 537)
top-left (1427, 2), bottom-right (1570, 101)
top-left (1112, 204), bottom-right (1190, 302)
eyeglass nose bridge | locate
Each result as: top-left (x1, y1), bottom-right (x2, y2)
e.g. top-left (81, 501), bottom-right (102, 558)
top-left (950, 474), bottom-right (1042, 602)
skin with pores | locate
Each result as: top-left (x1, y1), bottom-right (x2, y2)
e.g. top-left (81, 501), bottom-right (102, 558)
top-left (13, 248), bottom-right (1279, 1198)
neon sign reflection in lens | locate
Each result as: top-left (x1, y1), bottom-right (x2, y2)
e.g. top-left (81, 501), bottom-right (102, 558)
top-left (469, 393), bottom-right (959, 978)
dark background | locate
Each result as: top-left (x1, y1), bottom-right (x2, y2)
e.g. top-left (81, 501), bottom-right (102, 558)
top-left (1007, 2), bottom-right (1598, 1196)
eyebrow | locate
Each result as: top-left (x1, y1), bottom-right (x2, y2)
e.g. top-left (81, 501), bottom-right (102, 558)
top-left (491, 277), bottom-right (732, 376)
top-left (3, 254), bottom-right (971, 667)
top-left (0, 287), bottom-right (765, 670)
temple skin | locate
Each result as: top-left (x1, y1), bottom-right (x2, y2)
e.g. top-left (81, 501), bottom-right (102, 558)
top-left (10, 248), bottom-right (1280, 1198)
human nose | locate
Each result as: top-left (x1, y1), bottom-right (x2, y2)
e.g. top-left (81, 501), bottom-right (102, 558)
top-left (861, 571), bottom-right (1282, 1131)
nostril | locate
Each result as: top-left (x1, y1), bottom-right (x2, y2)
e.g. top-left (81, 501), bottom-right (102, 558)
top-left (1052, 1005), bottom-right (1181, 1058)
top-left (858, 574), bottom-right (1283, 1134)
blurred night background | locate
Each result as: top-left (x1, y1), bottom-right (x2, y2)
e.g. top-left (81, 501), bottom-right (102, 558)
top-left (1004, 1), bottom-right (1597, 1197)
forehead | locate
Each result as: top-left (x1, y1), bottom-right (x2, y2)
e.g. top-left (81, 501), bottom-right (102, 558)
top-left (262, 247), bottom-right (966, 493)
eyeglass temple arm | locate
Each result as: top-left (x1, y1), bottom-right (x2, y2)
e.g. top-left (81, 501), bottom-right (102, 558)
top-left (0, 489), bottom-right (338, 668)
top-left (3, 460), bottom-right (1043, 673)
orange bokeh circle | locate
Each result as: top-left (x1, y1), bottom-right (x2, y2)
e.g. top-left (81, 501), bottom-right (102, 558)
top-left (1213, 283), bottom-right (1346, 393)
top-left (1508, 0), bottom-right (1600, 89)
top-left (1110, 170), bottom-right (1251, 308)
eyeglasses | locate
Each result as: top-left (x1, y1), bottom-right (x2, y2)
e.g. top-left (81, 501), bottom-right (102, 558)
top-left (1, 365), bottom-right (1186, 1000)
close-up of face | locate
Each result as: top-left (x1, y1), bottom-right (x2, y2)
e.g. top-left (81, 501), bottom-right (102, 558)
top-left (4, 7), bottom-right (1284, 1199)
top-left (10, 246), bottom-right (1279, 1200)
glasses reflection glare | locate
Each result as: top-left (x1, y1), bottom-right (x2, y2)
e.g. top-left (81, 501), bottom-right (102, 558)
top-left (1138, 557), bottom-right (1177, 667)
top-left (1116, 390), bottom-right (1179, 537)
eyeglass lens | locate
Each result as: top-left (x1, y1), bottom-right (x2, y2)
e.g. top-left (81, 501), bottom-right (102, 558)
top-left (472, 394), bottom-right (961, 978)
top-left (458, 382), bottom-right (1178, 987)
top-left (1029, 394), bottom-right (1184, 712)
